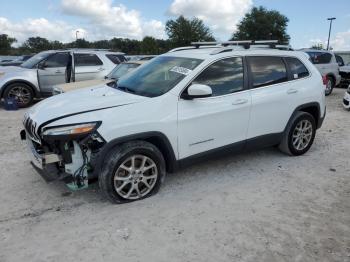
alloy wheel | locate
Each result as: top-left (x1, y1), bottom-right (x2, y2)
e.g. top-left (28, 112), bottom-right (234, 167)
top-left (292, 119), bottom-right (313, 151)
top-left (113, 154), bottom-right (158, 200)
top-left (7, 86), bottom-right (31, 105)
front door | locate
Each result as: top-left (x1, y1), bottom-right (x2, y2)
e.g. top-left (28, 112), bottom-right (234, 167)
top-left (177, 57), bottom-right (251, 159)
top-left (38, 52), bottom-right (71, 94)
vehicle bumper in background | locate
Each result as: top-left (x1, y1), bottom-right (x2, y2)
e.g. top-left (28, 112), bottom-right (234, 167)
top-left (343, 92), bottom-right (350, 110)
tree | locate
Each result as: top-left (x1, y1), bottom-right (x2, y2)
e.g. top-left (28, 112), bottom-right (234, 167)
top-left (0, 34), bottom-right (16, 55)
top-left (141, 36), bottom-right (159, 54)
top-left (21, 37), bottom-right (51, 52)
top-left (310, 43), bottom-right (324, 50)
top-left (232, 6), bottom-right (290, 44)
top-left (166, 16), bottom-right (215, 47)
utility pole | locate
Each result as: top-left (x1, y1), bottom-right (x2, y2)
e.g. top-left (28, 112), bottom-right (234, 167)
top-left (75, 30), bottom-right (79, 41)
top-left (326, 17), bottom-right (336, 50)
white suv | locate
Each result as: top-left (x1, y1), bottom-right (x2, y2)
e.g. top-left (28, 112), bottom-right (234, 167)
top-left (302, 49), bottom-right (341, 95)
top-left (0, 49), bottom-right (126, 107)
top-left (21, 41), bottom-right (326, 203)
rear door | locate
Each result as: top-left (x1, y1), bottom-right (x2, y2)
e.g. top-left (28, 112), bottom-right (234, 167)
top-left (246, 56), bottom-right (299, 143)
top-left (74, 53), bottom-right (105, 81)
top-left (37, 52), bottom-right (70, 94)
top-left (177, 57), bottom-right (251, 159)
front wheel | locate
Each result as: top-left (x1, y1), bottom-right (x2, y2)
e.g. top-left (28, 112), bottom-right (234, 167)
top-left (3, 83), bottom-right (34, 108)
top-left (99, 141), bottom-right (166, 204)
top-left (279, 112), bottom-right (316, 156)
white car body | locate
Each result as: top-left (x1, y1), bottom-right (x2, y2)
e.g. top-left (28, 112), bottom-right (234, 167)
top-left (0, 49), bottom-right (125, 105)
top-left (22, 44), bottom-right (326, 201)
top-left (52, 61), bottom-right (146, 95)
top-left (343, 85), bottom-right (350, 109)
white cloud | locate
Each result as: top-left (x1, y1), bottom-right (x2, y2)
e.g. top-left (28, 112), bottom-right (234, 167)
top-left (61, 0), bottom-right (165, 40)
top-left (0, 17), bottom-right (81, 45)
top-left (168, 0), bottom-right (252, 39)
top-left (331, 30), bottom-right (350, 51)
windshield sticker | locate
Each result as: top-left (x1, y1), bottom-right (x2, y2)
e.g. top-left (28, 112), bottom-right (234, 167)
top-left (170, 66), bottom-right (192, 75)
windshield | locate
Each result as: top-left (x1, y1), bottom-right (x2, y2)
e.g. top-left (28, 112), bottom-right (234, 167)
top-left (107, 63), bottom-right (140, 80)
top-left (21, 52), bottom-right (51, 69)
top-left (116, 56), bottom-right (203, 97)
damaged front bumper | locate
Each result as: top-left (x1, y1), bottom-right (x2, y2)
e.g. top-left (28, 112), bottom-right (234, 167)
top-left (21, 126), bottom-right (105, 190)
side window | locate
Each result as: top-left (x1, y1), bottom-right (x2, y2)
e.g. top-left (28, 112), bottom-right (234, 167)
top-left (106, 54), bottom-right (126, 64)
top-left (44, 53), bottom-right (69, 68)
top-left (306, 52), bottom-right (332, 64)
top-left (192, 57), bottom-right (244, 96)
top-left (335, 54), bottom-right (344, 66)
top-left (74, 53), bottom-right (103, 66)
top-left (286, 57), bottom-right (309, 79)
top-left (247, 56), bottom-right (288, 88)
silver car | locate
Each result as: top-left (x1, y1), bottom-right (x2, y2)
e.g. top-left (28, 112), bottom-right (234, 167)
top-left (302, 49), bottom-right (341, 96)
top-left (0, 49), bottom-right (126, 107)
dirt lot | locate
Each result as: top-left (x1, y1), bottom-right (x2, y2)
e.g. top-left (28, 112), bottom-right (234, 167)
top-left (0, 88), bottom-right (349, 262)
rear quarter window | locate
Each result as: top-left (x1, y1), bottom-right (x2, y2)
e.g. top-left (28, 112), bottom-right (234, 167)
top-left (286, 57), bottom-right (310, 79)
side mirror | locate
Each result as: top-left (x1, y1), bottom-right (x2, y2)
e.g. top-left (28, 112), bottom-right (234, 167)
top-left (182, 84), bottom-right (212, 100)
top-left (37, 61), bottom-right (46, 70)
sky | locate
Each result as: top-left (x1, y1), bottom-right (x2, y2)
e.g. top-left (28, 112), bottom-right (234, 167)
top-left (0, 0), bottom-right (349, 50)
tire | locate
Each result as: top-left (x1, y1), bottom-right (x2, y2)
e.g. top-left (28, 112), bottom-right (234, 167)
top-left (279, 112), bottom-right (316, 156)
top-left (3, 83), bottom-right (34, 108)
top-left (325, 77), bottom-right (334, 96)
top-left (99, 140), bottom-right (166, 204)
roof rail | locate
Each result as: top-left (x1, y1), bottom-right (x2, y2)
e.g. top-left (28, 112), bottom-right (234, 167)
top-left (168, 45), bottom-right (218, 53)
top-left (191, 40), bottom-right (281, 49)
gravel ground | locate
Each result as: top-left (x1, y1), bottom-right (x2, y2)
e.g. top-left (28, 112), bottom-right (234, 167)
top-left (0, 88), bottom-right (349, 262)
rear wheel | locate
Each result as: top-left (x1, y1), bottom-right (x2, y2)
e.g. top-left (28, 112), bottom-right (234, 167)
top-left (325, 77), bottom-right (334, 96)
top-left (3, 83), bottom-right (34, 107)
top-left (99, 141), bottom-right (166, 204)
top-left (279, 112), bottom-right (316, 156)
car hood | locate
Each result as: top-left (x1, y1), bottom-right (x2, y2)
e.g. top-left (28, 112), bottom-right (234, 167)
top-left (54, 79), bottom-right (112, 93)
top-left (0, 65), bottom-right (33, 73)
top-left (26, 85), bottom-right (148, 128)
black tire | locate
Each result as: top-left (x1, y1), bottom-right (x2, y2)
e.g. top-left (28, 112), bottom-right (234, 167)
top-left (3, 82), bottom-right (34, 108)
top-left (99, 140), bottom-right (166, 204)
top-left (279, 112), bottom-right (316, 156)
top-left (325, 77), bottom-right (334, 96)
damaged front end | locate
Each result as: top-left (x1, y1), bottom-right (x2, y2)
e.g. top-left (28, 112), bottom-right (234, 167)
top-left (21, 118), bottom-right (105, 190)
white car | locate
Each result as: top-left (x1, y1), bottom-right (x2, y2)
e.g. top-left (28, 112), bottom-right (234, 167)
top-left (343, 85), bottom-right (350, 110)
top-left (52, 61), bottom-right (146, 95)
top-left (21, 41), bottom-right (326, 203)
top-left (302, 49), bottom-right (341, 96)
top-left (0, 49), bottom-right (126, 107)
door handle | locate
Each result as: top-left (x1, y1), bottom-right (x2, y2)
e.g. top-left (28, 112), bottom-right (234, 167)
top-left (98, 67), bottom-right (105, 71)
top-left (287, 89), bottom-right (298, 94)
top-left (55, 70), bottom-right (62, 74)
top-left (232, 99), bottom-right (248, 105)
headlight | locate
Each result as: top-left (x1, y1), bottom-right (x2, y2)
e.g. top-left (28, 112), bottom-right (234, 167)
top-left (42, 122), bottom-right (101, 138)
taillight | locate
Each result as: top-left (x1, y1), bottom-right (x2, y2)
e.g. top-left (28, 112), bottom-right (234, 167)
top-left (322, 75), bottom-right (328, 85)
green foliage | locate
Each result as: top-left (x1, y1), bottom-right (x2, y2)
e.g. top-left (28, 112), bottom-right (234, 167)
top-left (22, 37), bottom-right (52, 53)
top-left (310, 43), bottom-right (324, 50)
top-left (232, 6), bottom-right (290, 44)
top-left (0, 34), bottom-right (17, 54)
top-left (166, 15), bottom-right (215, 47)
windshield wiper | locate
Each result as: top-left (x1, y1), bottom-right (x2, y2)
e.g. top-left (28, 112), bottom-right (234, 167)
top-left (116, 85), bottom-right (136, 94)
